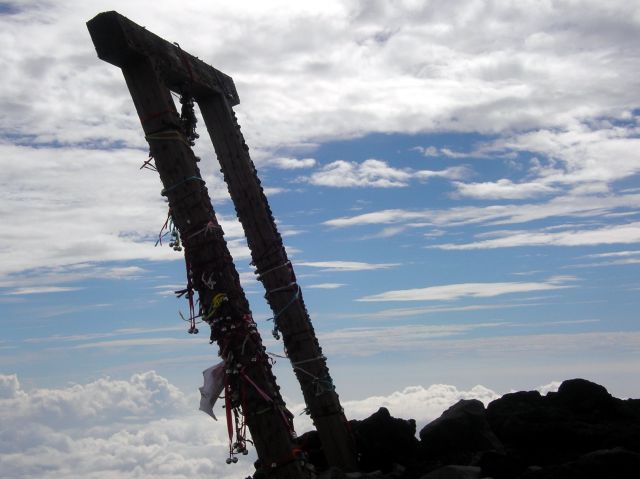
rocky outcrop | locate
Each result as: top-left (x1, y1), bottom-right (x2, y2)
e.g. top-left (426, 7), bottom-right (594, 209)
top-left (485, 378), bottom-right (640, 474)
top-left (519, 447), bottom-right (640, 479)
top-left (420, 399), bottom-right (503, 465)
top-left (291, 378), bottom-right (640, 479)
top-left (352, 407), bottom-right (421, 473)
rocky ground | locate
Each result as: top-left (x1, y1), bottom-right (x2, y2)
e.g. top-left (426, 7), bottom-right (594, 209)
top-left (294, 378), bottom-right (640, 479)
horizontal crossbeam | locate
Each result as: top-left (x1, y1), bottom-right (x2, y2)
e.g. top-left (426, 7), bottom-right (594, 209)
top-left (87, 11), bottom-right (239, 105)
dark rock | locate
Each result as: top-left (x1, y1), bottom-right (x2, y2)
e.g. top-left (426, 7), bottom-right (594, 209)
top-left (420, 399), bottom-right (503, 464)
top-left (479, 451), bottom-right (527, 479)
top-left (318, 466), bottom-right (349, 479)
top-left (295, 378), bottom-right (640, 479)
top-left (419, 465), bottom-right (480, 479)
top-left (519, 447), bottom-right (640, 479)
top-left (554, 378), bottom-right (615, 416)
top-left (351, 407), bottom-right (420, 473)
top-left (485, 390), bottom-right (548, 443)
top-left (296, 429), bottom-right (328, 471)
top-left (486, 378), bottom-right (640, 466)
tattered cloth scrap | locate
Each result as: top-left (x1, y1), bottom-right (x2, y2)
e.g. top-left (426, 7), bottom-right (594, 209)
top-left (199, 361), bottom-right (226, 420)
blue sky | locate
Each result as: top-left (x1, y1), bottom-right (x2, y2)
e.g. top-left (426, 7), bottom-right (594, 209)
top-left (1, 1), bottom-right (640, 478)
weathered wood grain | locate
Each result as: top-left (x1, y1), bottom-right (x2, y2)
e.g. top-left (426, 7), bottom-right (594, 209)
top-left (87, 11), bottom-right (239, 105)
top-left (199, 95), bottom-right (358, 472)
top-left (117, 57), bottom-right (305, 479)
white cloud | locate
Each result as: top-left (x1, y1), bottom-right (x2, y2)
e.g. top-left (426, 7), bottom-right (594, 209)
top-left (435, 221), bottom-right (640, 250)
top-left (481, 125), bottom-right (640, 188)
top-left (535, 381), bottom-right (562, 395)
top-left (0, 143), bottom-right (252, 289)
top-left (414, 145), bottom-right (472, 159)
top-left (289, 383), bottom-right (501, 433)
top-left (296, 260), bottom-right (400, 271)
top-left (24, 327), bottom-right (184, 344)
top-left (69, 337), bottom-right (190, 350)
top-left (341, 384), bottom-right (500, 426)
top-left (0, 370), bottom-right (566, 478)
top-left (4, 286), bottom-right (83, 295)
top-left (570, 250), bottom-right (640, 268)
top-left (303, 159), bottom-right (467, 188)
top-left (416, 166), bottom-right (471, 180)
top-left (0, 0), bottom-right (639, 282)
top-left (101, 266), bottom-right (147, 279)
top-left (358, 277), bottom-right (573, 302)
top-left (368, 226), bottom-right (409, 238)
top-left (2, 0), bottom-right (640, 151)
top-left (292, 379), bottom-right (564, 433)
top-left (584, 250), bottom-right (640, 258)
top-left (320, 326), bottom-right (640, 358)
top-left (337, 301), bottom-right (541, 320)
top-left (264, 157), bottom-right (316, 169)
top-left (414, 146), bottom-right (439, 156)
top-left (0, 372), bottom-right (251, 479)
top-left (324, 193), bottom-right (640, 230)
top-left (306, 283), bottom-right (346, 289)
top-left (262, 186), bottom-right (289, 195)
top-left (454, 178), bottom-right (556, 199)
top-left (318, 322), bottom-right (512, 356)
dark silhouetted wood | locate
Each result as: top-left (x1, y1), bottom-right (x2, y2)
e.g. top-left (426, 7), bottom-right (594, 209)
top-left (87, 11), bottom-right (239, 105)
top-left (199, 95), bottom-right (357, 471)
top-left (89, 49), bottom-right (306, 479)
top-left (87, 10), bottom-right (357, 474)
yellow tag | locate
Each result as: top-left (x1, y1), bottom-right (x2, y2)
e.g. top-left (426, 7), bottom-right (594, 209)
top-left (211, 293), bottom-right (227, 310)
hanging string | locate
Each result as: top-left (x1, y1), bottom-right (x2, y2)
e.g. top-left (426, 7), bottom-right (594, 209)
top-left (155, 209), bottom-right (172, 247)
top-left (265, 283), bottom-right (300, 340)
top-left (139, 156), bottom-right (157, 172)
top-left (256, 260), bottom-right (291, 281)
top-left (184, 253), bottom-right (198, 334)
top-left (186, 219), bottom-right (220, 241)
top-left (145, 130), bottom-right (192, 148)
top-left (160, 175), bottom-right (205, 196)
top-left (266, 351), bottom-right (333, 399)
top-left (224, 378), bottom-right (237, 464)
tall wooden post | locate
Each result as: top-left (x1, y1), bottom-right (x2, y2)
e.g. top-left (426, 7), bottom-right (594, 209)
top-left (87, 10), bottom-right (357, 473)
top-left (88, 14), bottom-right (307, 479)
top-left (199, 96), bottom-right (357, 471)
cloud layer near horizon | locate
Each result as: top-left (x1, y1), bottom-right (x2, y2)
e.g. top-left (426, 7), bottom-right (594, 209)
top-left (0, 371), bottom-right (560, 479)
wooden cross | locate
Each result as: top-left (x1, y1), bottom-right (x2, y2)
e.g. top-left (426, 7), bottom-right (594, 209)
top-left (87, 11), bottom-right (357, 476)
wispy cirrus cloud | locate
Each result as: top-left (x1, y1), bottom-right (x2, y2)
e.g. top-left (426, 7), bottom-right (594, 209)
top-left (325, 193), bottom-right (640, 229)
top-left (320, 327), bottom-right (640, 357)
top-left (69, 337), bottom-right (189, 350)
top-left (24, 326), bottom-right (184, 344)
top-left (4, 286), bottom-right (83, 296)
top-left (434, 221), bottom-right (640, 250)
top-left (566, 249), bottom-right (640, 268)
top-left (320, 322), bottom-right (510, 355)
top-left (296, 260), bottom-right (400, 272)
top-left (306, 283), bottom-right (346, 289)
top-left (358, 276), bottom-right (574, 302)
top-left (413, 145), bottom-right (475, 159)
top-left (453, 179), bottom-right (556, 199)
top-left (336, 301), bottom-right (543, 320)
top-left (303, 159), bottom-right (469, 188)
top-left (583, 250), bottom-right (640, 259)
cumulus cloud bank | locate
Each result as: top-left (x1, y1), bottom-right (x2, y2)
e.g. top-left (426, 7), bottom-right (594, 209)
top-left (1, 371), bottom-right (562, 478)
top-left (0, 372), bottom-right (245, 479)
